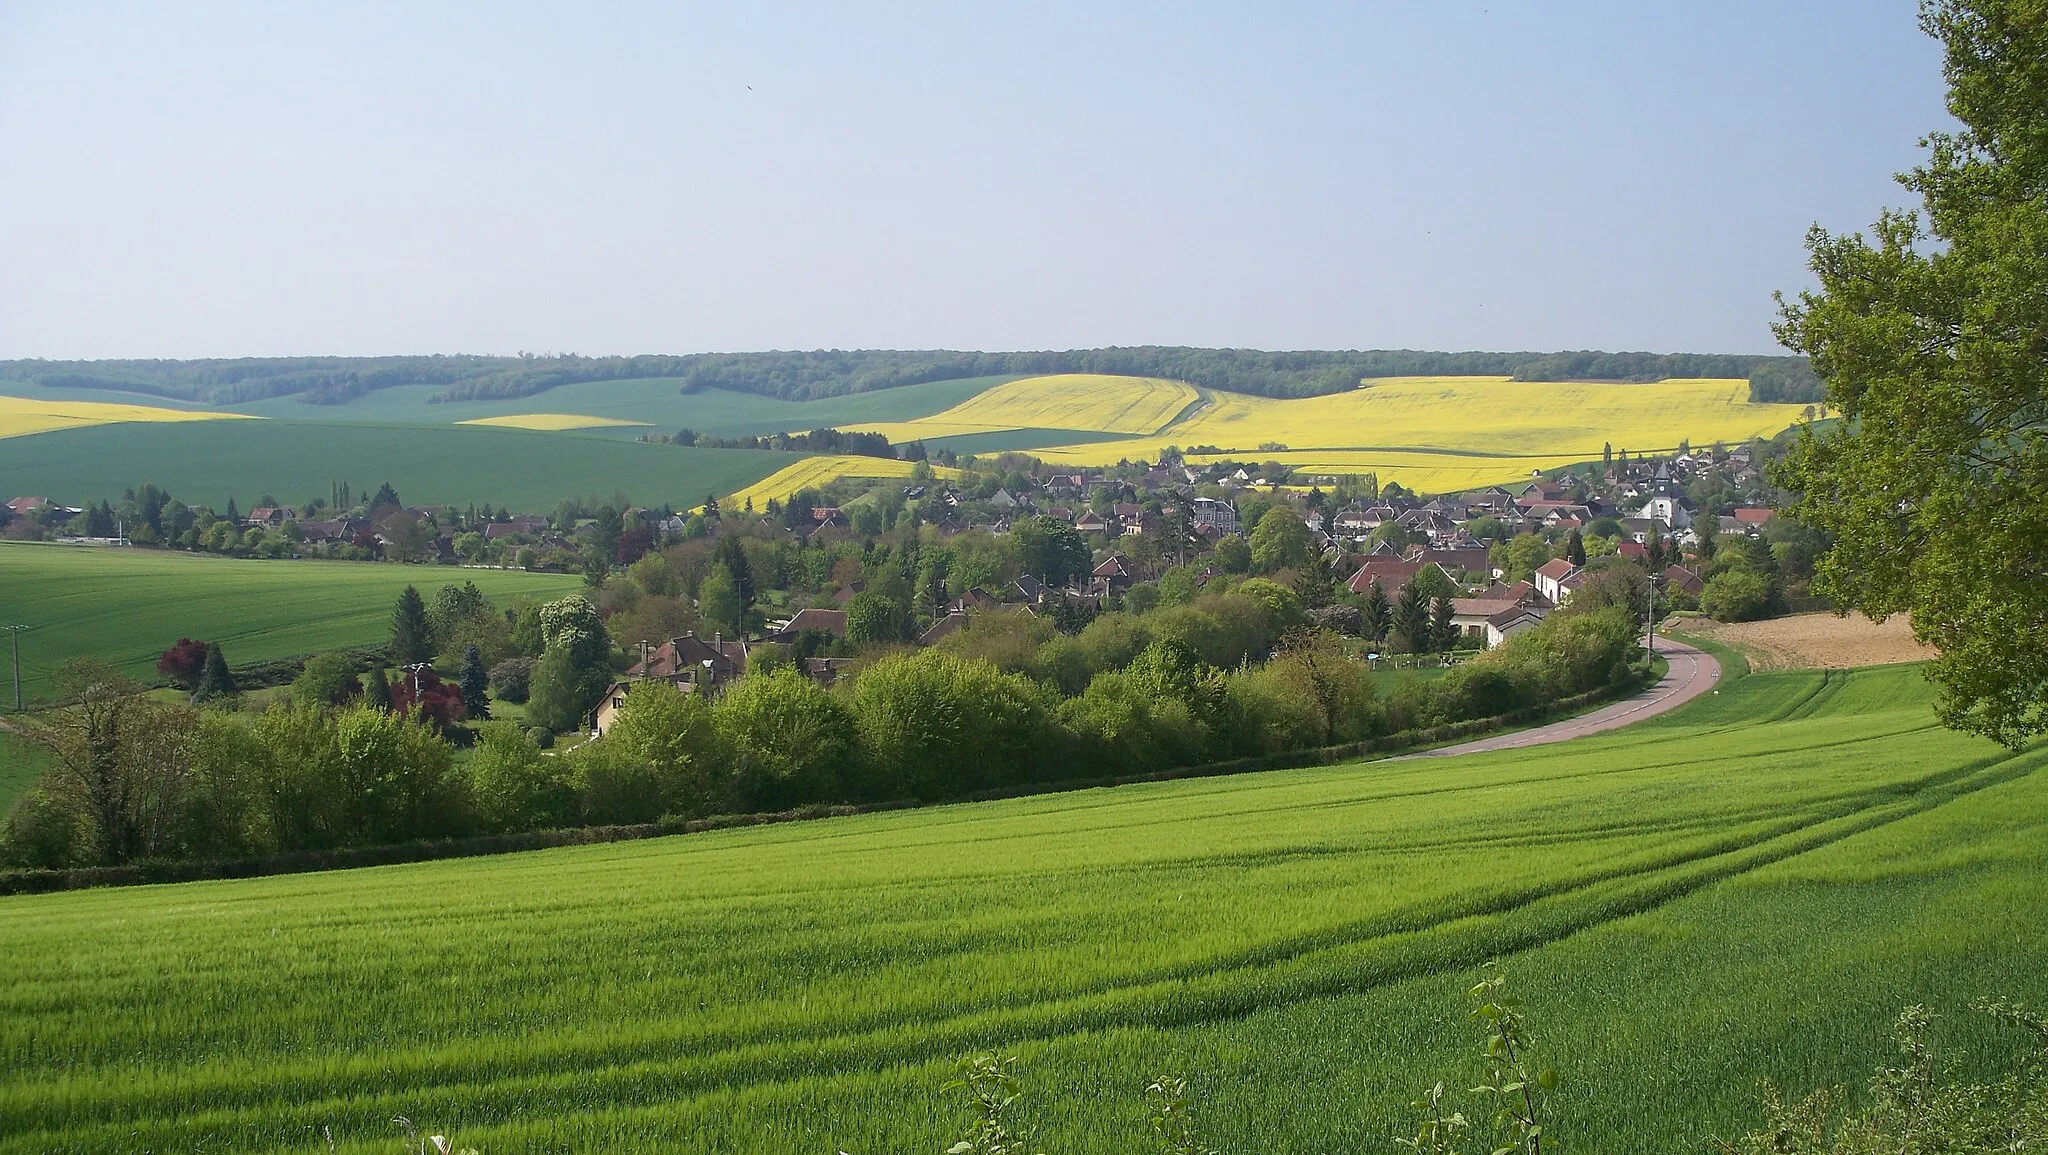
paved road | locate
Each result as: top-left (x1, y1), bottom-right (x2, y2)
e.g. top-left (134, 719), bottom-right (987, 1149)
top-left (1396, 636), bottom-right (1721, 760)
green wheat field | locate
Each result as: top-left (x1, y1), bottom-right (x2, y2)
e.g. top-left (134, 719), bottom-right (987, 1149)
top-left (0, 544), bottom-right (585, 703)
top-left (3, 659), bottom-right (2045, 1152)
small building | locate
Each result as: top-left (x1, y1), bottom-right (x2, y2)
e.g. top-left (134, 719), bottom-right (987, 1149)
top-left (1533, 558), bottom-right (1578, 605)
top-left (764, 608), bottom-right (849, 643)
top-left (1485, 604), bottom-right (1549, 648)
top-left (919, 611), bottom-right (969, 646)
top-left (1091, 554), bottom-right (1135, 596)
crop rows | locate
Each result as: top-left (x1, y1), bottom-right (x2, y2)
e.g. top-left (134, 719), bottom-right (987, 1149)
top-left (3, 663), bottom-right (2044, 1150)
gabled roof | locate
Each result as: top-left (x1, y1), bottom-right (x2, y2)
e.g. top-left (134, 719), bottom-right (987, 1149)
top-left (1093, 554), bottom-right (1132, 578)
top-left (1535, 557), bottom-right (1577, 581)
top-left (771, 608), bottom-right (848, 639)
top-left (919, 612), bottom-right (968, 645)
top-left (1488, 604), bottom-right (1548, 629)
top-left (627, 633), bottom-right (746, 680)
top-left (1346, 556), bottom-right (1423, 595)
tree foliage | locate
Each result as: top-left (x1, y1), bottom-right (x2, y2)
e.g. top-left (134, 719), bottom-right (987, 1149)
top-left (1775, 0), bottom-right (2048, 744)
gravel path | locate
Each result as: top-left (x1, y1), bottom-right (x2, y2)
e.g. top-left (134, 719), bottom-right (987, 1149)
top-left (1395, 636), bottom-right (1721, 760)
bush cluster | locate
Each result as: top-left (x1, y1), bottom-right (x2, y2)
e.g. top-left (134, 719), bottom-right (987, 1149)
top-left (3, 601), bottom-right (1639, 870)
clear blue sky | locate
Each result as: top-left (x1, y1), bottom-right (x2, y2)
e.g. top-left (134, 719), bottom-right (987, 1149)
top-left (0, 1), bottom-right (1945, 360)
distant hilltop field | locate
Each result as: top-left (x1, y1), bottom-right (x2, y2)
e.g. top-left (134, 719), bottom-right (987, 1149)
top-left (0, 348), bottom-right (1819, 510)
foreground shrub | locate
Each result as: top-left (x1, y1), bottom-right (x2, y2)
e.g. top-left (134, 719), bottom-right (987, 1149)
top-left (569, 684), bottom-right (726, 823)
top-left (716, 668), bottom-right (859, 810)
top-left (466, 726), bottom-right (576, 833)
top-left (849, 650), bottom-right (1059, 799)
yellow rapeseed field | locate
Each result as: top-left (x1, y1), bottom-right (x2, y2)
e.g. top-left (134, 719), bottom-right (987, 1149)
top-left (0, 395), bottom-right (254, 439)
top-left (1188, 450), bottom-right (1598, 494)
top-left (854, 374), bottom-right (1809, 492)
top-left (456, 413), bottom-right (652, 431)
top-left (722, 455), bottom-right (960, 510)
top-left (851, 373), bottom-right (1198, 444)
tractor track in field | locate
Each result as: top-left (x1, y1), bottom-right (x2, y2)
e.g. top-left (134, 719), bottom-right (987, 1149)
top-left (21, 732), bottom-right (2047, 1146)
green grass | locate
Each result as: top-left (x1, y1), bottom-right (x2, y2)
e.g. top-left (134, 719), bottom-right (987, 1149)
top-left (2, 662), bottom-right (2043, 1151)
top-left (0, 731), bottom-right (49, 813)
top-left (185, 376), bottom-right (1021, 437)
top-left (0, 419), bottom-right (795, 512)
top-left (0, 544), bottom-right (583, 701)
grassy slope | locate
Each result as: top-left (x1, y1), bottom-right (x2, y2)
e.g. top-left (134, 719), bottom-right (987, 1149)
top-left (0, 732), bottom-right (49, 813)
top-left (0, 544), bottom-right (583, 701)
top-left (2, 663), bottom-right (2043, 1152)
top-left (221, 376), bottom-right (1022, 436)
top-left (0, 419), bottom-right (794, 512)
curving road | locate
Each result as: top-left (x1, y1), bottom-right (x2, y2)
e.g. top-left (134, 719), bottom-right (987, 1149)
top-left (1395, 636), bottom-right (1721, 760)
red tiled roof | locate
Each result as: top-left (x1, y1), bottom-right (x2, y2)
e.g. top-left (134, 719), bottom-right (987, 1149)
top-left (1346, 557), bottom-right (1422, 595)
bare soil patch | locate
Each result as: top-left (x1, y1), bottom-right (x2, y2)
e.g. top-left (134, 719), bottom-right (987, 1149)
top-left (1679, 611), bottom-right (1935, 671)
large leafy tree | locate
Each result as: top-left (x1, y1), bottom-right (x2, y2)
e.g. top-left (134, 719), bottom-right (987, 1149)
top-left (1249, 506), bottom-right (1313, 573)
top-left (1774, 0), bottom-right (2048, 744)
top-left (1010, 516), bottom-right (1091, 585)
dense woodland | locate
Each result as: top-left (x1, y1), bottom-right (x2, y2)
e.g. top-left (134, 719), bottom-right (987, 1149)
top-left (0, 347), bottom-right (1825, 406)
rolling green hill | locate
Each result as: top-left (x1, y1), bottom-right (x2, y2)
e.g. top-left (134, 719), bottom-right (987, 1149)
top-left (0, 544), bottom-right (584, 701)
top-left (0, 419), bottom-right (794, 513)
top-left (2, 662), bottom-right (2042, 1152)
top-left (219, 375), bottom-right (1023, 436)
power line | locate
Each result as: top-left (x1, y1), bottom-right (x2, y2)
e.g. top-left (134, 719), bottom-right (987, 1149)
top-left (0, 625), bottom-right (29, 712)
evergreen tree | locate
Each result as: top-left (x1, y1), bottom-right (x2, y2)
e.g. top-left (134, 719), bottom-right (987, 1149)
top-left (1293, 552), bottom-right (1338, 609)
top-left (193, 642), bottom-right (237, 703)
top-left (1430, 596), bottom-right (1458, 652)
top-left (224, 496), bottom-right (239, 525)
top-left (365, 666), bottom-right (393, 711)
top-left (460, 644), bottom-right (490, 720)
top-left (1393, 581), bottom-right (1431, 654)
top-left (391, 585), bottom-right (431, 665)
top-left (716, 534), bottom-right (755, 626)
top-left (1566, 528), bottom-right (1587, 567)
top-left (1363, 578), bottom-right (1393, 642)
top-left (371, 482), bottom-right (401, 510)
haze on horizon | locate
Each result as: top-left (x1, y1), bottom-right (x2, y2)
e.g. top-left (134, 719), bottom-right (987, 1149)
top-left (0, 1), bottom-right (1944, 363)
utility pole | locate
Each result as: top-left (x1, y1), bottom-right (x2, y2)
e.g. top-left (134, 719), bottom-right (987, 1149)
top-left (2, 624), bottom-right (28, 712)
top-left (1645, 573), bottom-right (1657, 661)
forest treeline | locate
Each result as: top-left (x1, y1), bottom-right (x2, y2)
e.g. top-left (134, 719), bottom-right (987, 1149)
top-left (0, 347), bottom-right (1824, 406)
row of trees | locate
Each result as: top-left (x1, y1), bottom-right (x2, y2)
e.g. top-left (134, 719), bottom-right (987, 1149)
top-left (4, 347), bottom-right (1821, 407)
top-left (3, 593), bottom-right (1642, 870)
